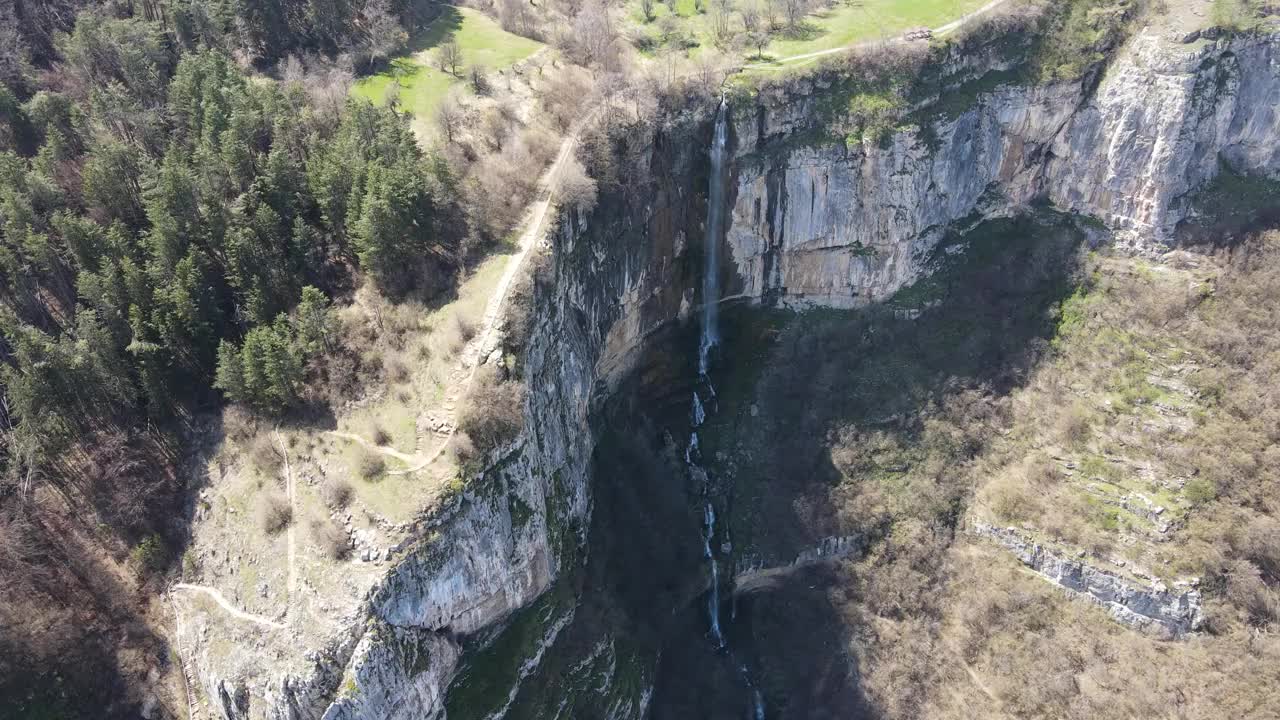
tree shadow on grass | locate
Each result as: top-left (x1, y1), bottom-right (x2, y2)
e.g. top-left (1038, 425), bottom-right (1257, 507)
top-left (406, 4), bottom-right (465, 54)
top-left (778, 19), bottom-right (826, 41)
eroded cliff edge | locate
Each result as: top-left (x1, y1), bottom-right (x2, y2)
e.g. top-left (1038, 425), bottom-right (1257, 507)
top-left (186, 23), bottom-right (1280, 719)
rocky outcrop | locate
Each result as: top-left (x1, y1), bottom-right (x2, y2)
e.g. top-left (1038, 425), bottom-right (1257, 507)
top-left (972, 522), bottom-right (1204, 636)
top-left (733, 535), bottom-right (864, 595)
top-left (724, 29), bottom-right (1280, 308)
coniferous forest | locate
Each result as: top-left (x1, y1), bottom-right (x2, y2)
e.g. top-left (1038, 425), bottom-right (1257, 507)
top-left (0, 0), bottom-right (460, 710)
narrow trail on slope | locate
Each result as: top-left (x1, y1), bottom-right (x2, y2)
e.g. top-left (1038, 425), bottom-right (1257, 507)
top-left (275, 430), bottom-right (297, 600)
top-left (172, 583), bottom-right (287, 629)
top-left (963, 663), bottom-right (1014, 718)
top-left (168, 593), bottom-right (202, 720)
top-left (743, 0), bottom-right (1014, 69)
top-left (328, 123), bottom-right (588, 477)
top-left (325, 430), bottom-right (422, 466)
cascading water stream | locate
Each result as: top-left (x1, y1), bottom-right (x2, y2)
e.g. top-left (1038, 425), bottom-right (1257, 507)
top-left (694, 99), bottom-right (730, 649)
top-left (684, 100), bottom-right (766, 719)
top-left (699, 100), bottom-right (729, 375)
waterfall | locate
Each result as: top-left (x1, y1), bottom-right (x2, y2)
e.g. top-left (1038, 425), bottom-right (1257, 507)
top-left (694, 100), bottom-right (730, 649)
top-left (704, 502), bottom-right (724, 648)
top-left (699, 101), bottom-right (730, 375)
top-left (681, 100), bottom-right (766, 718)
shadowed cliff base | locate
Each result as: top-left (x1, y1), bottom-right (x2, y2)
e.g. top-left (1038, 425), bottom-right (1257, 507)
top-left (442, 208), bottom-right (1089, 717)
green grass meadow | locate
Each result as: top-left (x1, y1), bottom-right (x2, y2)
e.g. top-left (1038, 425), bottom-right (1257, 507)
top-left (352, 6), bottom-right (542, 124)
top-left (627, 0), bottom-right (988, 65)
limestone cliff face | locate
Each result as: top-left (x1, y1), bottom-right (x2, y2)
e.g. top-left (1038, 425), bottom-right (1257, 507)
top-left (724, 30), bottom-right (1280, 308)
top-left (192, 27), bottom-right (1280, 720)
top-left (189, 116), bottom-right (710, 719)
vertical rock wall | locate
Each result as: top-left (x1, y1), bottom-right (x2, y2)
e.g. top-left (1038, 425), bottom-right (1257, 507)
top-left (723, 30), bottom-right (1280, 309)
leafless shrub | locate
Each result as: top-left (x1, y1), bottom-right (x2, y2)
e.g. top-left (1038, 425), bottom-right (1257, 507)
top-left (258, 492), bottom-right (293, 534)
top-left (371, 424), bottom-right (392, 446)
top-left (458, 367), bottom-right (525, 453)
top-left (454, 314), bottom-right (477, 342)
top-left (1056, 402), bottom-right (1092, 448)
top-left (449, 432), bottom-right (477, 463)
top-left (224, 405), bottom-right (258, 443)
top-left (387, 359), bottom-right (411, 384)
top-left (557, 156), bottom-right (598, 213)
top-left (250, 435), bottom-right (280, 476)
top-left (309, 518), bottom-right (350, 560)
top-left (357, 449), bottom-right (385, 480)
top-left (321, 477), bottom-right (353, 509)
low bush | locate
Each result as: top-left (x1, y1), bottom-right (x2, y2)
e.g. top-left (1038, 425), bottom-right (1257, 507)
top-left (457, 367), bottom-right (525, 453)
top-left (309, 518), bottom-right (350, 560)
top-left (258, 492), bottom-right (293, 534)
top-left (357, 449), bottom-right (386, 480)
top-left (321, 477), bottom-right (353, 509)
top-left (129, 534), bottom-right (167, 576)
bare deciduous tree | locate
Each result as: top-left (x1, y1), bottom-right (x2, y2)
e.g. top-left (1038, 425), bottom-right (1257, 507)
top-left (782, 0), bottom-right (807, 29)
top-left (436, 91), bottom-right (464, 143)
top-left (641, 0), bottom-right (656, 21)
top-left (572, 1), bottom-right (621, 70)
top-left (693, 51), bottom-right (726, 95)
top-left (438, 39), bottom-right (463, 75)
top-left (499, 0), bottom-right (537, 37)
top-left (362, 0), bottom-right (407, 70)
top-left (709, 7), bottom-right (737, 51)
top-left (556, 155), bottom-right (598, 213)
top-left (740, 0), bottom-right (761, 32)
top-left (470, 63), bottom-right (492, 95)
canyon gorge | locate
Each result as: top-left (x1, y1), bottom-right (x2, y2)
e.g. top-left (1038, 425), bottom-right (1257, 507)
top-left (177, 15), bottom-right (1280, 720)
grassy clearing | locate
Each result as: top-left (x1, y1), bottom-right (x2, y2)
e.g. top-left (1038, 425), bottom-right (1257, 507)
top-left (767, 0), bottom-right (989, 58)
top-left (627, 0), bottom-right (985, 66)
top-left (352, 6), bottom-right (542, 124)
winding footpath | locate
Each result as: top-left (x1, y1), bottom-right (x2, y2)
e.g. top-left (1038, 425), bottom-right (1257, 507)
top-left (276, 430), bottom-right (297, 598)
top-left (172, 583), bottom-right (287, 629)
